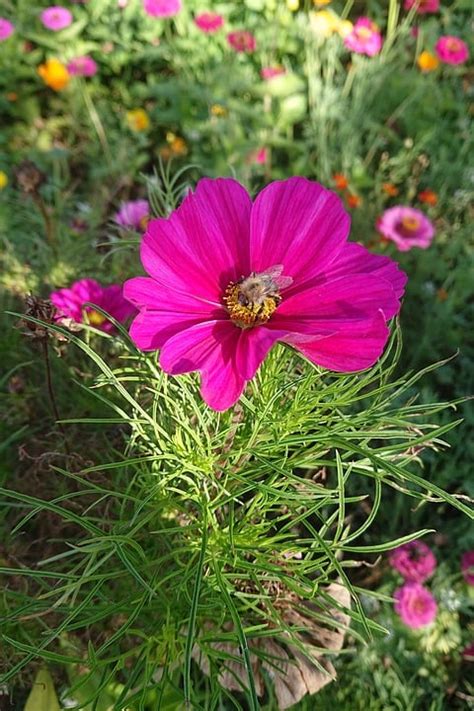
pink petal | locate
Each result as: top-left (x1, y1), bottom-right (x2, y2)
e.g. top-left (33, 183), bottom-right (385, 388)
top-left (291, 311), bottom-right (389, 372)
top-left (250, 177), bottom-right (349, 287)
top-left (273, 273), bottom-right (400, 331)
top-left (125, 277), bottom-right (225, 350)
top-left (159, 320), bottom-right (246, 410)
top-left (235, 327), bottom-right (284, 380)
top-left (141, 178), bottom-right (252, 301)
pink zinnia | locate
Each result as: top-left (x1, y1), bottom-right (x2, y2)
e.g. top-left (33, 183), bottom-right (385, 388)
top-left (404, 0), bottom-right (439, 13)
top-left (377, 206), bottom-right (434, 252)
top-left (261, 66), bottom-right (286, 80)
top-left (143, 0), bottom-right (181, 18)
top-left (435, 36), bottom-right (469, 66)
top-left (394, 583), bottom-right (437, 628)
top-left (389, 541), bottom-right (437, 583)
top-left (114, 199), bottom-right (150, 231)
top-left (461, 551), bottom-right (474, 586)
top-left (194, 12), bottom-right (224, 33)
top-left (67, 55), bottom-right (98, 77)
top-left (0, 18), bottom-right (14, 41)
top-left (51, 279), bottom-right (135, 333)
top-left (124, 177), bottom-right (406, 411)
top-left (344, 17), bottom-right (383, 57)
top-left (40, 6), bottom-right (73, 31)
top-left (227, 30), bottom-right (256, 54)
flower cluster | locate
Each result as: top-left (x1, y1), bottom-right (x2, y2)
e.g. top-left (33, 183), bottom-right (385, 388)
top-left (389, 541), bottom-right (437, 628)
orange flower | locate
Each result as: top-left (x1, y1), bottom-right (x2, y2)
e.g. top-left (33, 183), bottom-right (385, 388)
top-left (126, 109), bottom-right (150, 132)
top-left (382, 182), bottom-right (399, 197)
top-left (37, 58), bottom-right (70, 91)
top-left (159, 133), bottom-right (188, 159)
top-left (346, 193), bottom-right (362, 209)
top-left (333, 173), bottom-right (349, 190)
top-left (417, 51), bottom-right (439, 73)
top-left (418, 189), bottom-right (438, 206)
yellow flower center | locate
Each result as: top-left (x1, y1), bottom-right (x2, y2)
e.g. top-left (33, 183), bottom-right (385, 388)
top-left (87, 309), bottom-right (106, 326)
top-left (356, 26), bottom-right (374, 40)
top-left (447, 38), bottom-right (461, 52)
top-left (224, 271), bottom-right (284, 328)
top-left (401, 216), bottom-right (420, 233)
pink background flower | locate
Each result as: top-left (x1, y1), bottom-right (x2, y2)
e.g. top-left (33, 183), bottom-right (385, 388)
top-left (389, 541), bottom-right (437, 582)
top-left (377, 205), bottom-right (434, 251)
top-left (344, 17), bottom-right (382, 57)
top-left (435, 36), bottom-right (469, 65)
top-left (261, 66), bottom-right (286, 80)
top-left (461, 551), bottom-right (474, 585)
top-left (404, 0), bottom-right (439, 13)
top-left (114, 199), bottom-right (149, 230)
top-left (67, 55), bottom-right (98, 77)
top-left (124, 177), bottom-right (406, 410)
top-left (394, 582), bottom-right (437, 628)
top-left (194, 12), bottom-right (224, 33)
top-left (227, 30), bottom-right (257, 53)
top-left (0, 18), bottom-right (14, 41)
top-left (143, 0), bottom-right (181, 18)
top-left (51, 278), bottom-right (135, 333)
top-left (41, 6), bottom-right (73, 31)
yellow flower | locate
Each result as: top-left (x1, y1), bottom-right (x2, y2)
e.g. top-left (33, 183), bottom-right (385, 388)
top-left (417, 51), bottom-right (440, 73)
top-left (286, 0), bottom-right (299, 11)
top-left (210, 104), bottom-right (228, 118)
top-left (126, 108), bottom-right (150, 132)
top-left (337, 19), bottom-right (353, 38)
top-left (310, 10), bottom-right (342, 38)
top-left (37, 58), bottom-right (70, 91)
top-left (0, 171), bottom-right (8, 190)
top-left (313, 0), bottom-right (332, 5)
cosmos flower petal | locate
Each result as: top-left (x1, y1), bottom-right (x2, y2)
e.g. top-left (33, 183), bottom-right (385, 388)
top-left (235, 327), bottom-right (285, 381)
top-left (125, 277), bottom-right (225, 350)
top-left (285, 311), bottom-right (389, 372)
top-left (141, 178), bottom-right (252, 300)
top-left (160, 321), bottom-right (246, 410)
top-left (250, 177), bottom-right (349, 286)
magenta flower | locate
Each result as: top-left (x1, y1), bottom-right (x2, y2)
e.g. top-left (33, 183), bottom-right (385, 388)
top-left (114, 199), bottom-right (150, 231)
top-left (344, 17), bottom-right (383, 57)
top-left (40, 6), bottom-right (73, 31)
top-left (194, 12), bottom-right (224, 33)
top-left (463, 642), bottom-right (474, 660)
top-left (461, 551), bottom-right (474, 586)
top-left (0, 17), bottom-right (14, 41)
top-left (261, 66), bottom-right (286, 80)
top-left (67, 55), bottom-right (98, 77)
top-left (404, 0), bottom-right (439, 13)
top-left (51, 279), bottom-right (135, 333)
top-left (143, 0), bottom-right (181, 18)
top-left (389, 541), bottom-right (437, 582)
top-left (435, 36), bottom-right (469, 66)
top-left (227, 30), bottom-right (256, 54)
top-left (124, 177), bottom-right (406, 411)
top-left (394, 582), bottom-right (437, 628)
top-left (377, 206), bottom-right (434, 252)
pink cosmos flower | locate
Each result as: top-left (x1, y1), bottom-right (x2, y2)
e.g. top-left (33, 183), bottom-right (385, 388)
top-left (0, 18), bottom-right (14, 40)
top-left (344, 17), bottom-right (383, 57)
top-left (261, 66), bottom-right (286, 80)
top-left (389, 541), bottom-right (437, 583)
top-left (377, 206), bottom-right (435, 252)
top-left (51, 279), bottom-right (135, 333)
top-left (394, 582), bottom-right (437, 628)
top-left (435, 36), bottom-right (469, 65)
top-left (40, 6), bottom-right (73, 31)
top-left (404, 0), bottom-right (439, 13)
top-left (67, 55), bottom-right (98, 77)
top-left (194, 12), bottom-right (224, 33)
top-left (114, 199), bottom-right (150, 231)
top-left (143, 0), bottom-right (181, 18)
top-left (461, 551), bottom-right (474, 586)
top-left (227, 30), bottom-right (256, 54)
top-left (124, 177), bottom-right (407, 411)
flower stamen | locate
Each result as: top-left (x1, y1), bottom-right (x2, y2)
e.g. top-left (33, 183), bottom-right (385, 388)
top-left (224, 266), bottom-right (292, 328)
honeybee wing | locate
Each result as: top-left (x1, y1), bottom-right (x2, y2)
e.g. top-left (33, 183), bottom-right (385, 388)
top-left (260, 265), bottom-right (294, 290)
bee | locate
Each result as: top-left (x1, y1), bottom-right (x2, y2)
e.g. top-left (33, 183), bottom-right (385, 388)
top-left (236, 265), bottom-right (293, 311)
